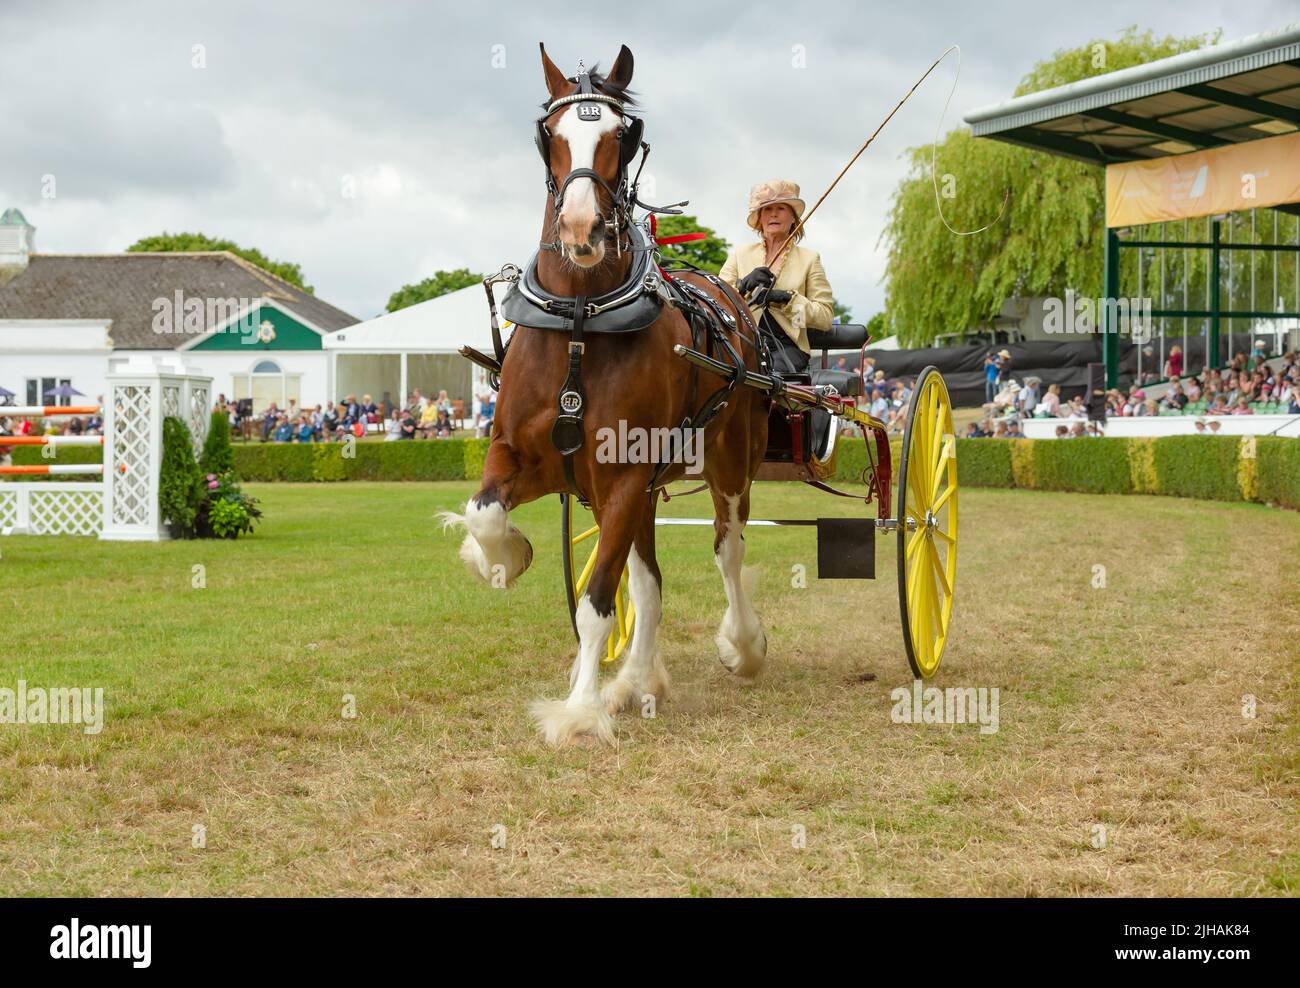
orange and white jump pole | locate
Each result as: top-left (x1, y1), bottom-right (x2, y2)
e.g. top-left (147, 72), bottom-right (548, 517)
top-left (0, 406), bottom-right (101, 417)
top-left (0, 435), bottom-right (104, 447)
top-left (0, 464), bottom-right (105, 476)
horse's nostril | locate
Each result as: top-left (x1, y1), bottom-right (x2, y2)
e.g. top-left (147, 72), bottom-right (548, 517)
top-left (573, 244), bottom-right (593, 257)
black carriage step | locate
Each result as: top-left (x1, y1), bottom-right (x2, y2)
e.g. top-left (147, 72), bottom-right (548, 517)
top-left (817, 518), bottom-right (875, 580)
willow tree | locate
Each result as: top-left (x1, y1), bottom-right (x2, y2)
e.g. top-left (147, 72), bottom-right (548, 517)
top-left (881, 27), bottom-right (1220, 347)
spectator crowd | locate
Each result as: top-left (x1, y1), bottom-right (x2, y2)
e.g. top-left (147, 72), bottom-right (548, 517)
top-left (212, 387), bottom-right (496, 444)
top-left (965, 345), bottom-right (1299, 438)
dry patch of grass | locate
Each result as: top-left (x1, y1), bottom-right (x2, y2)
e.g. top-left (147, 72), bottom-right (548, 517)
top-left (0, 482), bottom-right (1295, 896)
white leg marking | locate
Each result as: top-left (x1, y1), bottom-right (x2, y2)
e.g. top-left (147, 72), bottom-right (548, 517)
top-left (715, 494), bottom-right (766, 679)
top-left (437, 499), bottom-right (532, 587)
top-left (532, 596), bottom-right (616, 746)
top-left (602, 545), bottom-right (669, 714)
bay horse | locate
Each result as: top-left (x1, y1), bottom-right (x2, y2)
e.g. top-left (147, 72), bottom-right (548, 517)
top-left (442, 43), bottom-right (769, 746)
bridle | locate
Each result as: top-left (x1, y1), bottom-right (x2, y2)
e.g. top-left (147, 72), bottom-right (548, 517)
top-left (535, 65), bottom-right (646, 257)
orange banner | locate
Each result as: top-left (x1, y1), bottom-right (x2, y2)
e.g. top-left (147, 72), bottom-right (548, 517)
top-left (1105, 129), bottom-right (1300, 228)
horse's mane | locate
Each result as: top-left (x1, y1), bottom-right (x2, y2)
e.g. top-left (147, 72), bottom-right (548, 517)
top-left (540, 64), bottom-right (639, 109)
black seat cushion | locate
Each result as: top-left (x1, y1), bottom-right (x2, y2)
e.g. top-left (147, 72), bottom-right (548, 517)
top-left (807, 323), bottom-right (869, 350)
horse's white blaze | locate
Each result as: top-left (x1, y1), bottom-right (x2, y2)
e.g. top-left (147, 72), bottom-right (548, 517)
top-left (552, 103), bottom-right (621, 254)
top-left (533, 596), bottom-right (615, 745)
top-left (437, 499), bottom-right (531, 587)
top-left (714, 494), bottom-right (766, 679)
top-left (603, 544), bottom-right (669, 713)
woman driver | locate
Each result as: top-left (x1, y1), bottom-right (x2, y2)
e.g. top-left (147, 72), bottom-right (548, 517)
top-left (719, 180), bottom-right (835, 375)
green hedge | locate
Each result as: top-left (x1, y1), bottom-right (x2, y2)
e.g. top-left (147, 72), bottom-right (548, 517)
top-left (216, 435), bottom-right (1300, 510)
top-left (231, 439), bottom-right (490, 483)
top-left (1151, 436), bottom-right (1243, 503)
top-left (1256, 437), bottom-right (1300, 510)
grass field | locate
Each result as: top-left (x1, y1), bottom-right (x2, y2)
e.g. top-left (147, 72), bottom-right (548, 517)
top-left (0, 481), bottom-right (1296, 896)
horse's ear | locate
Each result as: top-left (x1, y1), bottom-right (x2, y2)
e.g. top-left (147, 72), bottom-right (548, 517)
top-left (608, 45), bottom-right (634, 89)
top-left (539, 43), bottom-right (569, 101)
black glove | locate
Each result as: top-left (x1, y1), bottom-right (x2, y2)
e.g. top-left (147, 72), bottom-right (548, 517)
top-left (737, 266), bottom-right (775, 296)
top-left (753, 288), bottom-right (793, 307)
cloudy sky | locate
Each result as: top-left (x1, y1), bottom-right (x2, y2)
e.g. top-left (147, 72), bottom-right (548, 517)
top-left (2, 0), bottom-right (1296, 321)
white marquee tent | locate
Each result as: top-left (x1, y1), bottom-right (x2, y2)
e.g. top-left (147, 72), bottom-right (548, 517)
top-left (321, 282), bottom-right (509, 418)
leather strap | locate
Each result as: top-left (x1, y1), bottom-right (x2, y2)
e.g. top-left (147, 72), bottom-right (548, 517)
top-left (550, 295), bottom-right (588, 500)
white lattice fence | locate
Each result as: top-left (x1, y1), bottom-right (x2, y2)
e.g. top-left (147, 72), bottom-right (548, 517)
top-left (3, 356), bottom-right (212, 540)
top-left (0, 484), bottom-right (104, 536)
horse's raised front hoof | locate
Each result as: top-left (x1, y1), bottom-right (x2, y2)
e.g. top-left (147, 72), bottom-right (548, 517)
top-left (530, 698), bottom-right (616, 748)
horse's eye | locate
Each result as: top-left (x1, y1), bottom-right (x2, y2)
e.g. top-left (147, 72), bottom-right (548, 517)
top-left (615, 127), bottom-right (626, 140)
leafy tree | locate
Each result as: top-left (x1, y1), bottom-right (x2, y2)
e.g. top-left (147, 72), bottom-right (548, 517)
top-left (199, 410), bottom-right (236, 476)
top-left (866, 311), bottom-right (887, 341)
top-left (158, 417), bottom-right (204, 538)
top-left (652, 214), bottom-right (730, 274)
top-left (832, 298), bottom-right (853, 323)
top-left (881, 27), bottom-right (1220, 347)
top-left (126, 233), bottom-right (312, 293)
top-left (386, 268), bottom-right (484, 312)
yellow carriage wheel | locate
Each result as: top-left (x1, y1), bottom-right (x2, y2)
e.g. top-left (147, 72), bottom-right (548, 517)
top-left (560, 493), bottom-right (634, 663)
top-left (895, 366), bottom-right (958, 679)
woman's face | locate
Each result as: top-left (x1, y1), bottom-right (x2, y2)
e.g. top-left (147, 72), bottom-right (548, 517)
top-left (759, 203), bottom-right (796, 239)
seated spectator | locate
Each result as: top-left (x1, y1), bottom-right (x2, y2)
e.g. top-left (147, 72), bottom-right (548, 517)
top-left (261, 403), bottom-right (281, 442)
top-left (399, 410), bottom-right (418, 440)
top-left (1208, 419), bottom-right (1222, 434)
top-left (1054, 424), bottom-right (1069, 438)
top-left (418, 400), bottom-right (440, 438)
top-left (1142, 398), bottom-right (1160, 417)
top-left (295, 414), bottom-right (314, 444)
top-left (479, 395), bottom-right (495, 438)
top-left (1161, 380), bottom-right (1188, 411)
top-left (1005, 418), bottom-right (1023, 438)
top-left (1193, 419), bottom-right (1207, 434)
top-left (1232, 396), bottom-right (1253, 415)
top-left (436, 408), bottom-right (453, 438)
top-left (1069, 422), bottom-right (1086, 438)
top-left (1206, 394), bottom-right (1230, 416)
top-left (1065, 395), bottom-right (1086, 418)
top-left (272, 415), bottom-right (293, 442)
top-left (385, 409), bottom-right (403, 442)
top-left (964, 421), bottom-right (985, 439)
top-left (869, 385), bottom-right (889, 421)
top-left (361, 394), bottom-right (378, 423)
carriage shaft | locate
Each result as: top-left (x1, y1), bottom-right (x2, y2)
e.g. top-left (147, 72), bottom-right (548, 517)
top-left (671, 343), bottom-right (884, 428)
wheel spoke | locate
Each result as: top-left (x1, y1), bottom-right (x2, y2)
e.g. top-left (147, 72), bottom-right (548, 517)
top-left (930, 445), bottom-right (951, 504)
top-left (931, 482), bottom-right (955, 514)
top-left (932, 525), bottom-right (955, 546)
top-left (571, 523), bottom-right (599, 547)
top-left (929, 540), bottom-right (951, 597)
top-left (906, 525), bottom-right (926, 562)
top-left (575, 542), bottom-right (599, 596)
top-left (907, 454), bottom-right (929, 513)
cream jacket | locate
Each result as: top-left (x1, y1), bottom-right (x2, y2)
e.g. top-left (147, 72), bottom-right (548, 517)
top-left (719, 241), bottom-right (835, 354)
